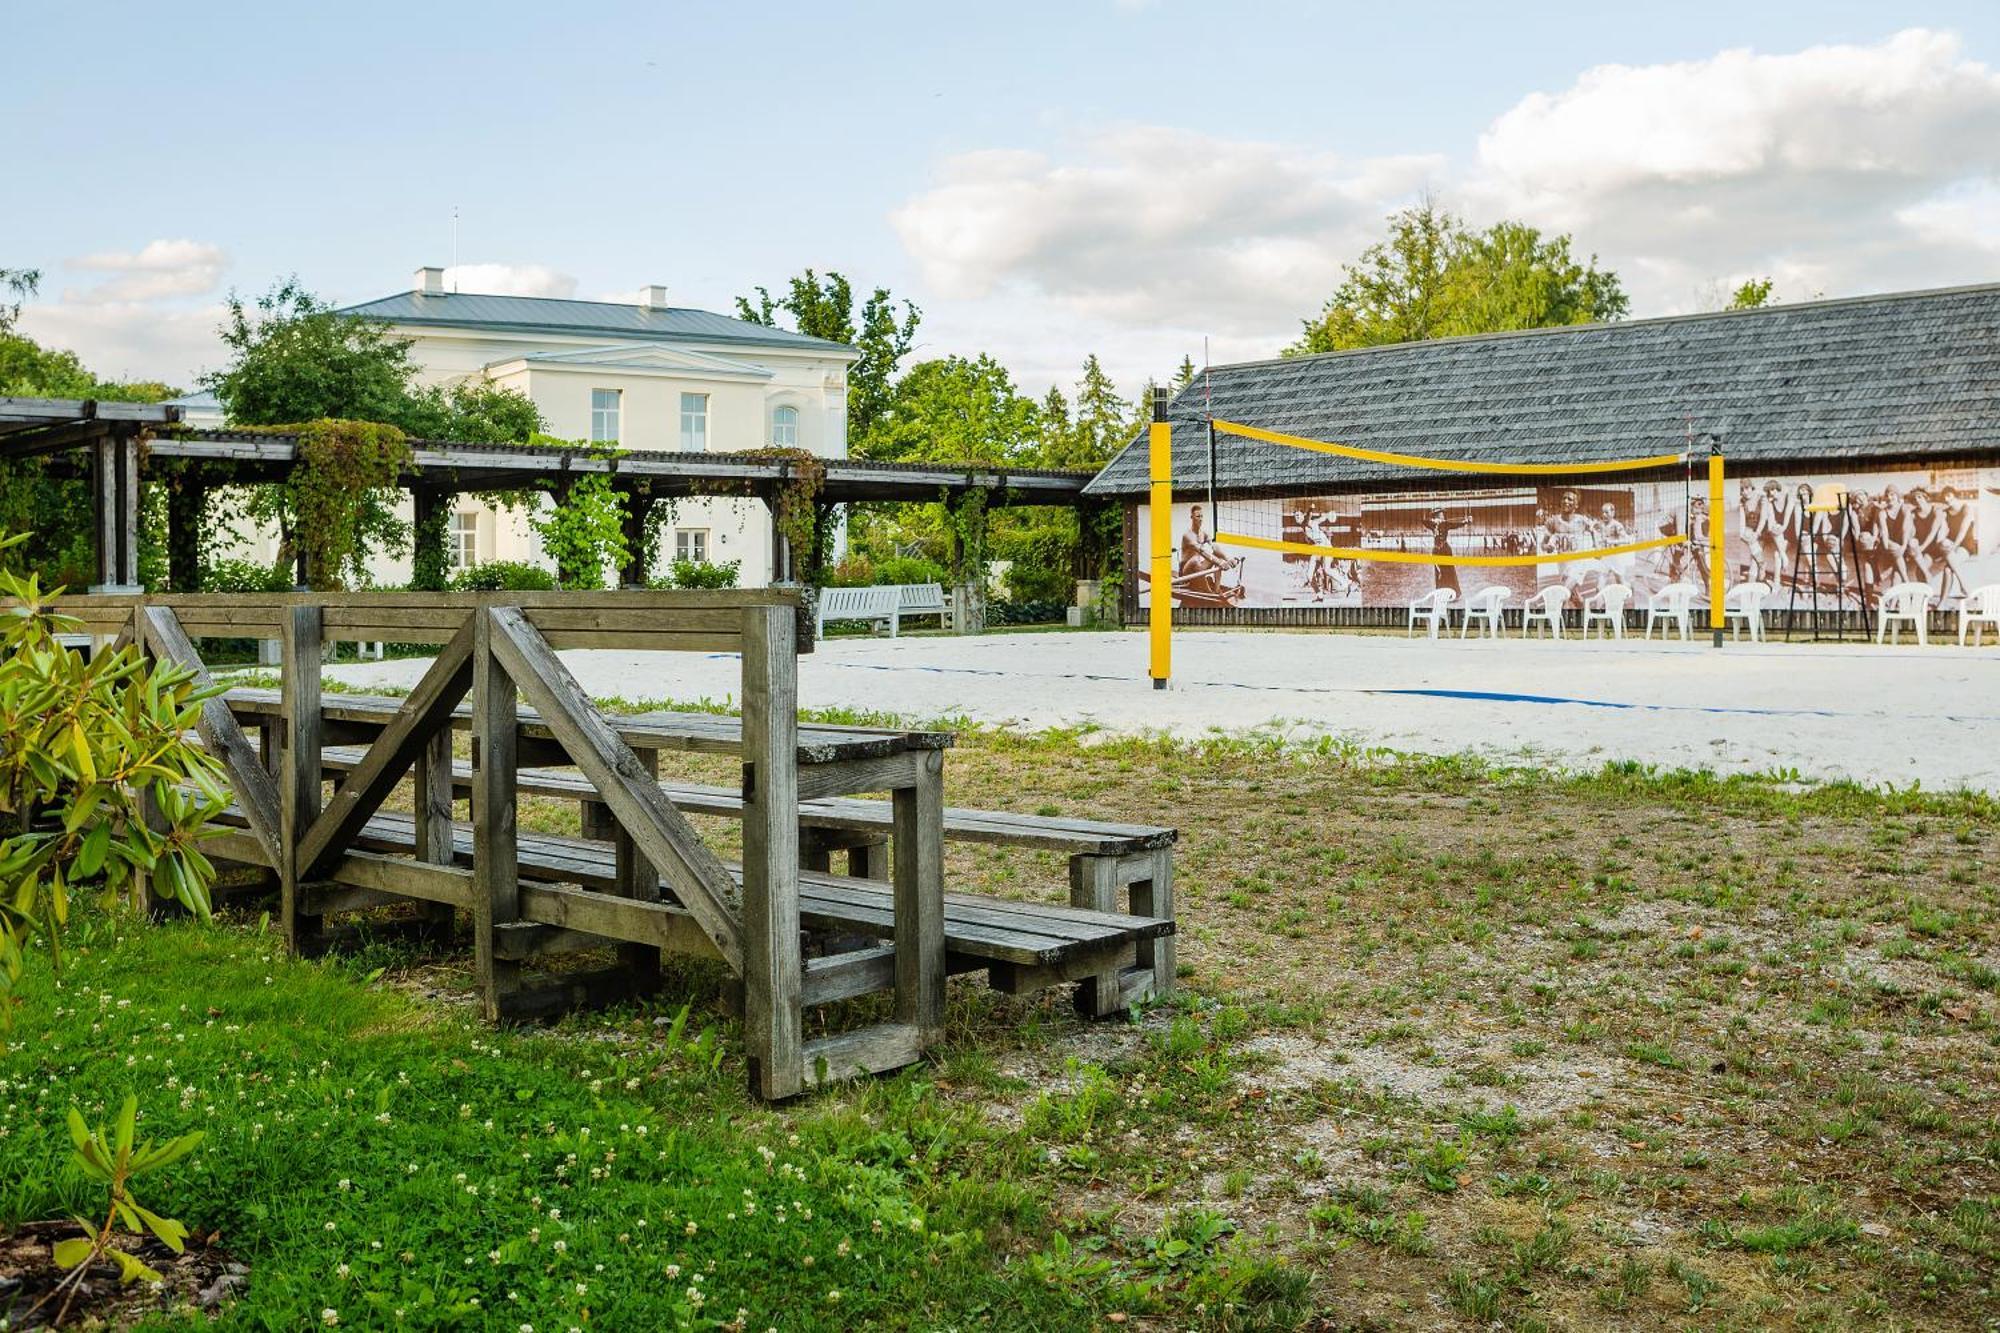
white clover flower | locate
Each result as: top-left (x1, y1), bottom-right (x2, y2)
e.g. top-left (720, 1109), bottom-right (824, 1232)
top-left (321, 1310), bottom-right (339, 1327)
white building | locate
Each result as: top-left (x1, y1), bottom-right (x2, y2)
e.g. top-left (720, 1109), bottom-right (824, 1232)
top-left (214, 270), bottom-right (858, 586)
top-left (349, 269), bottom-right (858, 586)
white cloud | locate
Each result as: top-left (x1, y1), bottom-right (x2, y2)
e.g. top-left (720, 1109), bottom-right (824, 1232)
top-left (1466, 28), bottom-right (2000, 309)
top-left (1897, 180), bottom-right (2000, 254)
top-left (63, 238), bottom-right (228, 305)
top-left (892, 28), bottom-right (2000, 392)
top-left (14, 301), bottom-right (226, 390)
top-left (893, 125), bottom-right (1441, 338)
top-left (441, 263), bottom-right (576, 298)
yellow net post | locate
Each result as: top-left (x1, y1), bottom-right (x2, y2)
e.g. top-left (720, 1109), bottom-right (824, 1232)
top-left (1148, 387), bottom-right (1171, 689)
top-left (1707, 439), bottom-right (1725, 647)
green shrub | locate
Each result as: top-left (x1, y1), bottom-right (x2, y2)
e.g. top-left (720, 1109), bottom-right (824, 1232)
top-left (0, 537), bottom-right (227, 1039)
top-left (825, 554), bottom-right (875, 587)
top-left (198, 557), bottom-right (293, 593)
top-left (872, 555), bottom-right (947, 587)
top-left (450, 560), bottom-right (557, 592)
top-left (663, 558), bottom-right (741, 590)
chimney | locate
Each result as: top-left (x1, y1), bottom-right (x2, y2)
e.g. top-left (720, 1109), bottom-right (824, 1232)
top-left (415, 266), bottom-right (446, 296)
top-left (638, 284), bottom-right (670, 311)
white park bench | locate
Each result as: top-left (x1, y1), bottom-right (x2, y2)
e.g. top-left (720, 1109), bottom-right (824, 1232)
top-left (895, 582), bottom-right (951, 631)
top-left (816, 583), bottom-right (951, 638)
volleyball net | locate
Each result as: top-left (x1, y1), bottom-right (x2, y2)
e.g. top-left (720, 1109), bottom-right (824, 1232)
top-left (1181, 419), bottom-right (1702, 610)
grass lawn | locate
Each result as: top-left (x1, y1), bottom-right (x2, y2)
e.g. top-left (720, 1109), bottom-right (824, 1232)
top-left (4, 717), bottom-right (1997, 1329)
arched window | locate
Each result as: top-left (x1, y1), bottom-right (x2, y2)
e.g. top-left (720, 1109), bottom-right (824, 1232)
top-left (771, 405), bottom-right (799, 448)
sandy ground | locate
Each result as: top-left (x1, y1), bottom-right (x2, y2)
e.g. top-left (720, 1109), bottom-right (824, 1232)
top-left (324, 628), bottom-right (2000, 792)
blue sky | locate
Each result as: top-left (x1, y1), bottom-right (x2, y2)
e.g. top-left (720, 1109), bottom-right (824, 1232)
top-left (8, 1), bottom-right (2000, 396)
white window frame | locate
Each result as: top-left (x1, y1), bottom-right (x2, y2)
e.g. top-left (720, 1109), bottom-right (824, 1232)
top-left (679, 393), bottom-right (708, 451)
top-left (674, 528), bottom-right (710, 564)
top-left (450, 510), bottom-right (479, 571)
top-left (590, 388), bottom-right (621, 443)
top-left (770, 404), bottom-right (799, 448)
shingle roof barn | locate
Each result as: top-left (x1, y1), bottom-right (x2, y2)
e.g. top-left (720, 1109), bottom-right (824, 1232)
top-left (338, 290), bottom-right (855, 356)
top-left (1085, 283), bottom-right (2000, 497)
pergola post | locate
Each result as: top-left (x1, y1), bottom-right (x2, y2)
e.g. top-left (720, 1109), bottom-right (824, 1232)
top-left (90, 428), bottom-right (143, 593)
top-left (164, 471), bottom-right (208, 593)
top-left (410, 486), bottom-right (456, 592)
top-left (618, 487), bottom-right (655, 589)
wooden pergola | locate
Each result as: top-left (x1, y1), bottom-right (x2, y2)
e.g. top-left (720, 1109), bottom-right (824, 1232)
top-left (2, 398), bottom-right (1100, 594)
top-left (1, 396), bottom-right (183, 592)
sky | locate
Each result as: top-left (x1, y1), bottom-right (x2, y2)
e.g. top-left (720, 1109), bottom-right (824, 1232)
top-left (7, 1), bottom-right (2000, 402)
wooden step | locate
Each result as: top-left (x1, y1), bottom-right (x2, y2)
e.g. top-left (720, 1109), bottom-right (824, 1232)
top-left (215, 806), bottom-right (1172, 971)
top-left (314, 746), bottom-right (1177, 856)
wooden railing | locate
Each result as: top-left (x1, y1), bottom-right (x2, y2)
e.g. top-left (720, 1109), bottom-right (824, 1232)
top-left (56, 591), bottom-right (945, 1100)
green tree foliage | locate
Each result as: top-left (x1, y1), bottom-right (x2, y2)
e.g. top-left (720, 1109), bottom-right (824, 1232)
top-left (207, 279), bottom-right (416, 427)
top-left (859, 355), bottom-right (1038, 465)
top-left (1289, 202), bottom-right (1628, 354)
top-left (400, 379), bottom-right (546, 443)
top-left (735, 269), bottom-right (920, 438)
top-left (1172, 355), bottom-right (1198, 392)
top-left (1729, 278), bottom-right (1776, 309)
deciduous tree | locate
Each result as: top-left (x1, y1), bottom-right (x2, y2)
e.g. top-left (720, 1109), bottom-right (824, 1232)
top-left (1289, 202), bottom-right (1627, 354)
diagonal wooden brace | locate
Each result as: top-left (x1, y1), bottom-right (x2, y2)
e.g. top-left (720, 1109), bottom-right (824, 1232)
top-left (296, 617), bottom-right (474, 879)
top-left (483, 605), bottom-right (746, 975)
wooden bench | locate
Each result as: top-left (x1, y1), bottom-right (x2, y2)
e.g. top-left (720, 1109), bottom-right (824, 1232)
top-left (814, 582), bottom-right (951, 638)
top-left (312, 744), bottom-right (1178, 1014)
top-left (816, 585), bottom-right (903, 638)
top-left (205, 805), bottom-right (1172, 1011)
top-left (895, 582), bottom-right (950, 631)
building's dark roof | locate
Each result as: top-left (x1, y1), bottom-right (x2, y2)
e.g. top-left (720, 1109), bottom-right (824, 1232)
top-left (338, 290), bottom-right (856, 356)
top-left (1085, 283), bottom-right (2000, 496)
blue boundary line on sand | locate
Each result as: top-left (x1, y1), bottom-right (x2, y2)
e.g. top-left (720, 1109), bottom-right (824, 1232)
top-left (814, 660), bottom-right (2000, 724)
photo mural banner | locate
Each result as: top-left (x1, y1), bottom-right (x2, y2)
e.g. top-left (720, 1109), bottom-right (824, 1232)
top-left (1136, 466), bottom-right (2000, 612)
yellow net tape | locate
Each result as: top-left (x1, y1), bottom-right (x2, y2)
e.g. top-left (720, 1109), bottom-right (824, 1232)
top-left (1216, 531), bottom-right (1688, 568)
top-left (1212, 419), bottom-right (1687, 476)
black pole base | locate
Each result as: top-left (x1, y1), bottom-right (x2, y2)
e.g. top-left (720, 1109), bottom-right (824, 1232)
top-left (1152, 677), bottom-right (1167, 690)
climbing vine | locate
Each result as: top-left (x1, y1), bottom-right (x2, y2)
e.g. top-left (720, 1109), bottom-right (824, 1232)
top-left (533, 470), bottom-right (629, 589)
top-left (944, 487), bottom-right (990, 586)
top-left (409, 494), bottom-right (453, 592)
top-left (247, 419), bottom-right (412, 590)
top-left (484, 435), bottom-right (630, 589)
top-left (734, 448), bottom-right (825, 582)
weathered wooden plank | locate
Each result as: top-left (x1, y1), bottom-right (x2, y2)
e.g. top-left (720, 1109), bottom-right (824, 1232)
top-left (741, 604), bottom-right (804, 1099)
top-left (1129, 847), bottom-right (1176, 1001)
top-left (297, 617), bottom-right (474, 878)
top-left (321, 746), bottom-right (1173, 856)
top-left (988, 940), bottom-right (1142, 995)
top-left (801, 1024), bottom-right (926, 1089)
top-left (472, 608), bottom-right (522, 1020)
top-left (412, 712), bottom-right (458, 941)
top-left (279, 605), bottom-right (325, 953)
top-left (610, 746), bottom-right (664, 982)
top-left (282, 608), bottom-right (328, 948)
top-left (802, 945), bottom-right (897, 1006)
top-left (893, 747), bottom-right (947, 1035)
top-left (796, 751), bottom-right (925, 803)
top-left (143, 607), bottom-right (283, 869)
top-left (515, 882), bottom-right (721, 958)
top-left (1070, 853), bottom-right (1124, 1019)
top-left (484, 605), bottom-right (746, 975)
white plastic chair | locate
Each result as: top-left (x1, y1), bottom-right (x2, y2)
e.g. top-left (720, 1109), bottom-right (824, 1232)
top-left (1644, 583), bottom-right (1697, 642)
top-left (1721, 581), bottom-right (1772, 643)
top-left (1407, 588), bottom-right (1457, 639)
top-left (1459, 586), bottom-right (1509, 639)
top-left (1959, 585), bottom-right (2000, 647)
top-left (1876, 581), bottom-right (1934, 646)
top-left (1522, 585), bottom-right (1568, 639)
top-left (1580, 584), bottom-right (1633, 639)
